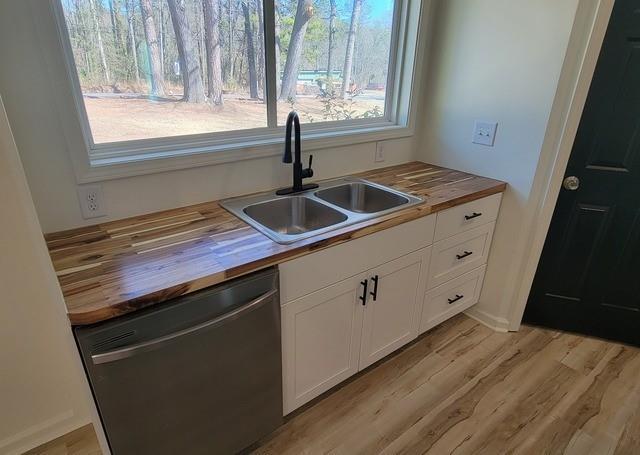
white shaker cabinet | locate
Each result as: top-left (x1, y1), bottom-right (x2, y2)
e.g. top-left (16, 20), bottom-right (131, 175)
top-left (279, 193), bottom-right (503, 414)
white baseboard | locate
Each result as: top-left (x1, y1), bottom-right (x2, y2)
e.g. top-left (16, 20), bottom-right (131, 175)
top-left (464, 307), bottom-right (511, 333)
top-left (0, 410), bottom-right (90, 455)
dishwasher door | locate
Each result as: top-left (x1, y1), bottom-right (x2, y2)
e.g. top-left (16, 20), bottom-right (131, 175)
top-left (75, 267), bottom-right (282, 455)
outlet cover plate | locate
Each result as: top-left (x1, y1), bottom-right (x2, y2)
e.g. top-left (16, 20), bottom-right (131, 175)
top-left (472, 121), bottom-right (498, 146)
top-left (77, 184), bottom-right (106, 219)
top-left (375, 142), bottom-right (386, 162)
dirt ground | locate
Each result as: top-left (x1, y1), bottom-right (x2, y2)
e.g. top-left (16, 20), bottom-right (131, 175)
top-left (84, 95), bottom-right (384, 143)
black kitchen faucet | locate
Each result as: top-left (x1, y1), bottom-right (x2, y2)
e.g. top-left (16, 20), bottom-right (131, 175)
top-left (276, 111), bottom-right (318, 195)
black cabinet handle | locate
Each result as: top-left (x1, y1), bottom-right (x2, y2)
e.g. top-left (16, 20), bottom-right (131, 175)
top-left (359, 279), bottom-right (368, 306)
top-left (448, 294), bottom-right (464, 304)
top-left (456, 251), bottom-right (473, 260)
top-left (464, 212), bottom-right (482, 220)
top-left (370, 275), bottom-right (379, 301)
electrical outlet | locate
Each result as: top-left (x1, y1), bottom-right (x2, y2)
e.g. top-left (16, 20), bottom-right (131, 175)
top-left (77, 185), bottom-right (106, 219)
top-left (375, 142), bottom-right (386, 162)
top-left (472, 121), bottom-right (498, 146)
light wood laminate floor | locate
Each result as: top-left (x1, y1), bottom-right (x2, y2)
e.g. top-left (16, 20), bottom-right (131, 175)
top-left (27, 315), bottom-right (640, 454)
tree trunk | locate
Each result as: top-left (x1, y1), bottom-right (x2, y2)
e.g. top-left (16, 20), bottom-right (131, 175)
top-left (139, 0), bottom-right (165, 96)
top-left (227, 0), bottom-right (234, 81)
top-left (274, 0), bottom-right (282, 97)
top-left (89, 0), bottom-right (111, 84)
top-left (197, 1), bottom-right (206, 83)
top-left (167, 0), bottom-right (207, 103)
top-left (255, 0), bottom-right (265, 95)
top-left (74, 0), bottom-right (92, 79)
top-left (241, 1), bottom-right (259, 99)
top-left (341, 0), bottom-right (363, 98)
top-left (159, 1), bottom-right (165, 75)
top-left (203, 0), bottom-right (224, 104)
top-left (279, 0), bottom-right (314, 101)
top-left (126, 0), bottom-right (141, 84)
top-left (109, 0), bottom-right (126, 53)
top-left (326, 0), bottom-right (336, 80)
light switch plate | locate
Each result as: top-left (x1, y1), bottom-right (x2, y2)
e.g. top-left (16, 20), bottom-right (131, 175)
top-left (472, 121), bottom-right (498, 146)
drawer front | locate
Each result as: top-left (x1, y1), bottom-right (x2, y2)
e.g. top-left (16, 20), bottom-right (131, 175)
top-left (280, 214), bottom-right (436, 303)
top-left (420, 265), bottom-right (487, 334)
top-left (434, 193), bottom-right (502, 242)
top-left (428, 222), bottom-right (495, 288)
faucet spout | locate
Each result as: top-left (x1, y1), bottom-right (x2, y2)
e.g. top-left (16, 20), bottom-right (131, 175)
top-left (283, 111), bottom-right (295, 164)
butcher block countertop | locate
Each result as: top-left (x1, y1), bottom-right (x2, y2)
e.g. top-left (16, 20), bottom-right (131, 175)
top-left (46, 162), bottom-right (506, 325)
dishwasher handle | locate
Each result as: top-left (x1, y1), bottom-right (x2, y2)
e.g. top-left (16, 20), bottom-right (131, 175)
top-left (91, 288), bottom-right (277, 365)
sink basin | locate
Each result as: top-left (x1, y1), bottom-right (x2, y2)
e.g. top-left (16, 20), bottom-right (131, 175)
top-left (220, 178), bottom-right (422, 244)
top-left (243, 196), bottom-right (347, 236)
top-left (315, 182), bottom-right (410, 214)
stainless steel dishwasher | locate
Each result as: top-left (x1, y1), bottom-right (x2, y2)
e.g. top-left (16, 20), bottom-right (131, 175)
top-left (75, 267), bottom-right (282, 455)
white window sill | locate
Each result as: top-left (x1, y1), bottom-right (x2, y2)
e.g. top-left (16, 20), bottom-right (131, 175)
top-left (77, 123), bottom-right (414, 183)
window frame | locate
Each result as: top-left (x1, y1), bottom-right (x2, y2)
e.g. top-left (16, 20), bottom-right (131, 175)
top-left (48, 0), bottom-right (428, 182)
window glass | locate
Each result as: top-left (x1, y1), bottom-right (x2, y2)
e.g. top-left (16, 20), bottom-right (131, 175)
top-left (60, 0), bottom-right (267, 144)
top-left (59, 0), bottom-right (397, 146)
top-left (275, 0), bottom-right (395, 124)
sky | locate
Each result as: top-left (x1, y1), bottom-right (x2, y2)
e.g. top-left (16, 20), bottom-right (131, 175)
top-left (367, 0), bottom-right (395, 20)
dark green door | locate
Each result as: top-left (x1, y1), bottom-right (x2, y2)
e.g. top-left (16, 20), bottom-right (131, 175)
top-left (524, 0), bottom-right (640, 345)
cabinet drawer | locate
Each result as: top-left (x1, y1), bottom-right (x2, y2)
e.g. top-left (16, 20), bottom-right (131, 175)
top-left (428, 222), bottom-right (494, 288)
top-left (280, 214), bottom-right (435, 303)
top-left (434, 193), bottom-right (501, 242)
top-left (420, 265), bottom-right (487, 334)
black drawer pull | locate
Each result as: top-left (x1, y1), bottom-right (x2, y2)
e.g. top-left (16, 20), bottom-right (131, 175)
top-left (370, 275), bottom-right (379, 301)
top-left (456, 251), bottom-right (473, 260)
top-left (360, 279), bottom-right (368, 306)
top-left (465, 212), bottom-right (482, 220)
top-left (448, 294), bottom-right (464, 304)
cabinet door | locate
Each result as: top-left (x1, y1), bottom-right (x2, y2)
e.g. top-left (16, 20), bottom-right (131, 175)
top-left (281, 274), bottom-right (366, 414)
top-left (358, 248), bottom-right (430, 370)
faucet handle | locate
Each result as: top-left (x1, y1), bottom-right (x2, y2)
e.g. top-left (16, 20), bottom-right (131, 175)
top-left (302, 154), bottom-right (314, 179)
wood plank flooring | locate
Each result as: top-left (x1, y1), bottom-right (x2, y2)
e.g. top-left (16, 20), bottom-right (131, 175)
top-left (23, 424), bottom-right (100, 455)
top-left (27, 315), bottom-right (640, 454)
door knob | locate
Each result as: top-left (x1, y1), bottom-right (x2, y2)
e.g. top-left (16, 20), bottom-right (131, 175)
top-left (563, 176), bottom-right (580, 191)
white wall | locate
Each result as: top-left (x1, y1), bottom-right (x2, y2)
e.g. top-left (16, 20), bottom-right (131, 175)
top-left (418, 0), bottom-right (582, 329)
top-left (0, 0), bottom-right (416, 234)
top-left (0, 97), bottom-right (91, 454)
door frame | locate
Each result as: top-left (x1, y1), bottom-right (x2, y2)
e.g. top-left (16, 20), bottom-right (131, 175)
top-left (508, 0), bottom-right (616, 331)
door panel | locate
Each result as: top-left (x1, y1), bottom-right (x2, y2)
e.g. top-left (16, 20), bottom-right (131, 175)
top-left (358, 249), bottom-right (429, 370)
top-left (525, 0), bottom-right (640, 345)
top-left (601, 208), bottom-right (640, 311)
top-left (281, 275), bottom-right (365, 414)
top-left (539, 202), bottom-right (614, 302)
top-left (585, 42), bottom-right (640, 173)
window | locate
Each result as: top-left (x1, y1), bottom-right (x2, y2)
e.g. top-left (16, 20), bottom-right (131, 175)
top-left (275, 0), bottom-right (395, 125)
top-left (55, 0), bottom-right (419, 166)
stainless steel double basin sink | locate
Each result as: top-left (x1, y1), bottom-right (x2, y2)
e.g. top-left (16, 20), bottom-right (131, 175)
top-left (220, 178), bottom-right (423, 244)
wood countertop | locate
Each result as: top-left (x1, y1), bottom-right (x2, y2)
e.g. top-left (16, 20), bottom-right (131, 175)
top-left (45, 162), bottom-right (506, 325)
